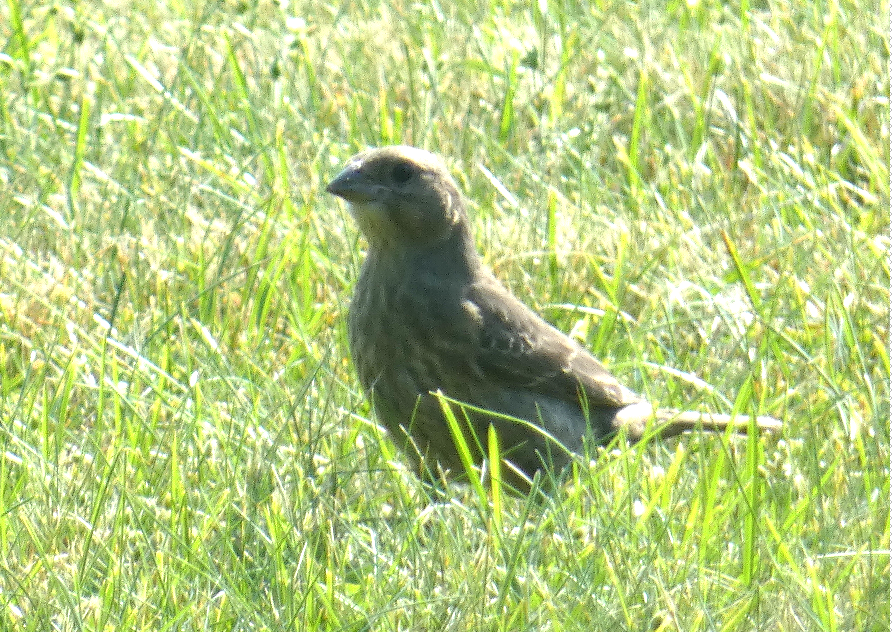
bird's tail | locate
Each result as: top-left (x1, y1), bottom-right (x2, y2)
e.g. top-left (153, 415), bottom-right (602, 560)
top-left (652, 409), bottom-right (783, 439)
top-left (612, 401), bottom-right (782, 441)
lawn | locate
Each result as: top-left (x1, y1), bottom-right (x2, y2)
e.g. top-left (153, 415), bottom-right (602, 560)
top-left (0, 0), bottom-right (888, 630)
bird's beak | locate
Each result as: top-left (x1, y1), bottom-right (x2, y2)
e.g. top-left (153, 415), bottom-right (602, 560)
top-left (326, 167), bottom-right (377, 204)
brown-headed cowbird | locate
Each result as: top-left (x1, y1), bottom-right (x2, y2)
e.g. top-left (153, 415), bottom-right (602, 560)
top-left (327, 145), bottom-right (781, 488)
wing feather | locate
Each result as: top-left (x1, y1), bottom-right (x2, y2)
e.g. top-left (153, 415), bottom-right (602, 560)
top-left (463, 277), bottom-right (640, 410)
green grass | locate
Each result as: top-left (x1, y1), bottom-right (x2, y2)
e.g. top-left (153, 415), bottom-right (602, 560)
top-left (0, 0), bottom-right (888, 629)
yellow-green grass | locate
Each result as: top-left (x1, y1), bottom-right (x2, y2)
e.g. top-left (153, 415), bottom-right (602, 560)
top-left (0, 0), bottom-right (888, 629)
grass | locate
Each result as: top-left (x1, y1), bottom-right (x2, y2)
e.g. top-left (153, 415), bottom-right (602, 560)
top-left (0, 0), bottom-right (888, 629)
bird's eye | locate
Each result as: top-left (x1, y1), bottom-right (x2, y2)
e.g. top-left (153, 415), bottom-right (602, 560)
top-left (391, 163), bottom-right (414, 185)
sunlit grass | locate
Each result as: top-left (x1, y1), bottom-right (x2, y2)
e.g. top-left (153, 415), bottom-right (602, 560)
top-left (0, 0), bottom-right (888, 629)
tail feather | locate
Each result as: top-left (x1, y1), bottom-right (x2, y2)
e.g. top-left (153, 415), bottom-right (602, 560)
top-left (614, 403), bottom-right (782, 441)
top-left (655, 409), bottom-right (782, 435)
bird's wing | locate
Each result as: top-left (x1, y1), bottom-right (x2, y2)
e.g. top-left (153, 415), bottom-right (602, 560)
top-left (462, 277), bottom-right (640, 410)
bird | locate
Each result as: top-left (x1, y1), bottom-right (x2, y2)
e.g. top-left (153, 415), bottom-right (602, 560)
top-left (326, 145), bottom-right (781, 489)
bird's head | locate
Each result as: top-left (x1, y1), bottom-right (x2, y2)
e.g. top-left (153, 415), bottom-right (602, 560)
top-left (326, 146), bottom-right (467, 250)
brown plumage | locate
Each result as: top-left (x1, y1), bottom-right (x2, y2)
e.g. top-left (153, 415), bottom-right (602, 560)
top-left (327, 146), bottom-right (781, 488)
